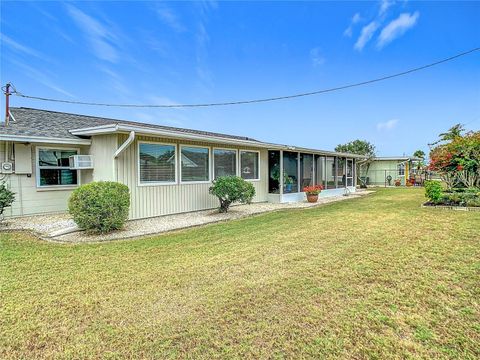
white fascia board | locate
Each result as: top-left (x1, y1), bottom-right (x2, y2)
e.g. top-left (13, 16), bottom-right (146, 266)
top-left (0, 134), bottom-right (91, 145)
top-left (68, 123), bottom-right (366, 158)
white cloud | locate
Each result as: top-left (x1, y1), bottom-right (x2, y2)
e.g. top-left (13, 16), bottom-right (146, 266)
top-left (1, 34), bottom-right (51, 62)
top-left (155, 4), bottom-right (186, 32)
top-left (354, 21), bottom-right (379, 51)
top-left (8, 59), bottom-right (75, 98)
top-left (377, 12), bottom-right (420, 48)
top-left (65, 5), bottom-right (119, 62)
top-left (377, 119), bottom-right (399, 131)
top-left (310, 47), bottom-right (325, 67)
top-left (343, 13), bottom-right (362, 37)
top-left (379, 0), bottom-right (395, 16)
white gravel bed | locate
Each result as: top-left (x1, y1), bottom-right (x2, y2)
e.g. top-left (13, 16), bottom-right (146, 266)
top-left (1, 213), bottom-right (76, 236)
top-left (1, 191), bottom-right (373, 243)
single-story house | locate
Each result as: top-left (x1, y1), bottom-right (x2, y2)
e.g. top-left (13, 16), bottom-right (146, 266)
top-left (359, 156), bottom-right (422, 186)
top-left (0, 107), bottom-right (364, 219)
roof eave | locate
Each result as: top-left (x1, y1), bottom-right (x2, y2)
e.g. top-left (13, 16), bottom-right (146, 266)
top-left (0, 134), bottom-right (91, 145)
top-left (70, 124), bottom-right (266, 148)
top-left (69, 124), bottom-right (366, 157)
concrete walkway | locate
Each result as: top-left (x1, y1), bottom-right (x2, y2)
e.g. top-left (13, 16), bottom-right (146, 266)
top-left (2, 190), bottom-right (373, 243)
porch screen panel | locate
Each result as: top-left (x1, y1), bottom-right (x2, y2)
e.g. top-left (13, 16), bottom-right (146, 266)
top-left (337, 157), bottom-right (346, 187)
top-left (315, 155), bottom-right (325, 188)
top-left (214, 149), bottom-right (236, 179)
top-left (325, 157), bottom-right (336, 189)
top-left (346, 159), bottom-right (353, 186)
top-left (268, 150), bottom-right (281, 194)
top-left (300, 153), bottom-right (313, 190)
top-left (181, 146), bottom-right (210, 182)
top-left (139, 143), bottom-right (176, 183)
top-left (283, 151), bottom-right (299, 193)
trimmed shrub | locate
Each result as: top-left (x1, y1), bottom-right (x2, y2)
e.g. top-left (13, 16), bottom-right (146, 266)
top-left (209, 176), bottom-right (255, 213)
top-left (424, 180), bottom-right (442, 203)
top-left (68, 181), bottom-right (130, 233)
top-left (0, 182), bottom-right (15, 220)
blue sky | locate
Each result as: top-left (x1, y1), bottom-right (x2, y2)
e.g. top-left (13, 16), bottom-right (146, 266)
top-left (1, 1), bottom-right (479, 156)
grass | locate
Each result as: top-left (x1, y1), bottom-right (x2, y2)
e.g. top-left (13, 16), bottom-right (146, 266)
top-left (1, 188), bottom-right (479, 359)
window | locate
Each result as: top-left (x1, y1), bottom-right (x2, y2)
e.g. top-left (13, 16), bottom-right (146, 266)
top-left (139, 143), bottom-right (176, 184)
top-left (300, 153), bottom-right (314, 190)
top-left (37, 148), bottom-right (78, 187)
top-left (398, 163), bottom-right (405, 176)
top-left (315, 155), bottom-right (325, 188)
top-left (213, 149), bottom-right (236, 179)
top-left (240, 151), bottom-right (259, 180)
top-left (181, 146), bottom-right (210, 182)
top-left (283, 151), bottom-right (298, 193)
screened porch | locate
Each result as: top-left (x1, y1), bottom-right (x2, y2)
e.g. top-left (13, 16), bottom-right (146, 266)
top-left (267, 150), bottom-right (356, 203)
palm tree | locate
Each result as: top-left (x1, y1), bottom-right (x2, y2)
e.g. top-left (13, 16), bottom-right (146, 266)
top-left (429, 123), bottom-right (465, 146)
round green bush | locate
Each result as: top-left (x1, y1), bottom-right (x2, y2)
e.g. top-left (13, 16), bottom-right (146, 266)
top-left (209, 176), bottom-right (255, 213)
top-left (424, 180), bottom-right (443, 203)
top-left (68, 181), bottom-right (130, 233)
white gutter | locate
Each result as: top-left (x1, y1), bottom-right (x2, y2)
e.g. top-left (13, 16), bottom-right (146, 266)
top-left (114, 131), bottom-right (135, 158)
top-left (0, 134), bottom-right (91, 145)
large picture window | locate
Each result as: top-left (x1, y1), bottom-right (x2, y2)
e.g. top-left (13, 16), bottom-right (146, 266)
top-left (139, 143), bottom-right (176, 184)
top-left (240, 151), bottom-right (259, 180)
top-left (213, 149), bottom-right (236, 179)
top-left (37, 148), bottom-right (78, 187)
top-left (181, 146), bottom-right (210, 182)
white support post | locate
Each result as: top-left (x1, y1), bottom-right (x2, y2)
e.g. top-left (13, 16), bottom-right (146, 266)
top-left (280, 150), bottom-right (284, 196)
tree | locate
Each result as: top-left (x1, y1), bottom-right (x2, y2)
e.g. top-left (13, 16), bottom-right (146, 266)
top-left (335, 140), bottom-right (376, 188)
top-left (429, 123), bottom-right (465, 146)
top-left (413, 150), bottom-right (425, 159)
top-left (335, 139), bottom-right (376, 157)
top-left (428, 130), bottom-right (480, 189)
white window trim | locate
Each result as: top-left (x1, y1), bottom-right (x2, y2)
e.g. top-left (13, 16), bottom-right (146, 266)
top-left (179, 144), bottom-right (211, 184)
top-left (212, 147), bottom-right (238, 180)
top-left (137, 141), bottom-right (178, 187)
top-left (397, 162), bottom-right (405, 176)
top-left (36, 146), bottom-right (80, 190)
top-left (239, 150), bottom-right (261, 182)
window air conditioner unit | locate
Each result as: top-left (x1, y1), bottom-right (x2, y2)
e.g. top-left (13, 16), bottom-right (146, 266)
top-left (69, 155), bottom-right (93, 169)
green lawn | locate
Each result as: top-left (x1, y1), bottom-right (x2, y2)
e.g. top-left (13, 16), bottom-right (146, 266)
top-left (1, 188), bottom-right (479, 359)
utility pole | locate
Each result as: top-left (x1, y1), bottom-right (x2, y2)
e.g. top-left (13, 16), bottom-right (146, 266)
top-left (4, 83), bottom-right (11, 126)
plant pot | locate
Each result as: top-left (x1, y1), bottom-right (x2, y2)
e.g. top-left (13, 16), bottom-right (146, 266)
top-left (306, 194), bottom-right (318, 203)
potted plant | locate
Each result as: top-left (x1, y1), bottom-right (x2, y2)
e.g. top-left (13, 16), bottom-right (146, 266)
top-left (303, 185), bottom-right (323, 203)
top-left (394, 178), bottom-right (401, 186)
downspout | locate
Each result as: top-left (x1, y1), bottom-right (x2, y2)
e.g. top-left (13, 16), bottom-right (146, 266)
top-left (113, 131), bottom-right (135, 181)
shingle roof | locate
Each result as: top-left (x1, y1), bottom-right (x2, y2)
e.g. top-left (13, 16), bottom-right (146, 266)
top-left (2, 107), bottom-right (258, 142)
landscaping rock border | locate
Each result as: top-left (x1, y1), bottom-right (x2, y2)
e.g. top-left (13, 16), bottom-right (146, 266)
top-left (421, 204), bottom-right (480, 211)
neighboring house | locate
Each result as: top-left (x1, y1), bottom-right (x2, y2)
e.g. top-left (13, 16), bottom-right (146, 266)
top-left (0, 107), bottom-right (364, 219)
top-left (359, 156), bottom-right (422, 186)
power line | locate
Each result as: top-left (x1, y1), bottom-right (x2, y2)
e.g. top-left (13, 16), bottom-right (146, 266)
top-left (7, 47), bottom-right (480, 109)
